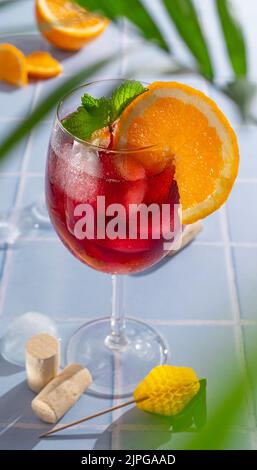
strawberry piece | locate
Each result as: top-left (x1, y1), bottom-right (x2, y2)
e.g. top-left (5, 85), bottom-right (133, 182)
top-left (114, 154), bottom-right (146, 181)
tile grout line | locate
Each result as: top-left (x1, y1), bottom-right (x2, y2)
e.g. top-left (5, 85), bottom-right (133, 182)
top-left (220, 207), bottom-right (257, 449)
top-left (230, 242), bottom-right (257, 248)
top-left (236, 178), bottom-right (257, 184)
top-left (0, 422), bottom-right (108, 431)
top-left (0, 172), bottom-right (44, 178)
top-left (0, 421), bottom-right (255, 433)
top-left (0, 420), bottom-right (254, 432)
top-left (0, 118), bottom-right (53, 123)
top-left (2, 316), bottom-right (256, 325)
top-left (0, 82), bottom-right (42, 318)
top-left (0, 172), bottom-right (21, 178)
top-left (193, 241), bottom-right (223, 246)
top-left (3, 234), bottom-right (257, 248)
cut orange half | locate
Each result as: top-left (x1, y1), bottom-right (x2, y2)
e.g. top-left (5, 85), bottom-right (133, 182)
top-left (26, 51), bottom-right (63, 78)
top-left (35, 0), bottom-right (109, 51)
top-left (0, 44), bottom-right (28, 87)
top-left (114, 82), bottom-right (239, 225)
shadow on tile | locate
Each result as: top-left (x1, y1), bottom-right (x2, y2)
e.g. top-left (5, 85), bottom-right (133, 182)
top-left (40, 432), bottom-right (106, 443)
top-left (94, 407), bottom-right (173, 450)
top-left (47, 44), bottom-right (79, 63)
top-left (0, 354), bottom-right (23, 377)
top-left (0, 381), bottom-right (45, 450)
top-left (37, 408), bottom-right (172, 450)
top-left (38, 409), bottom-right (170, 450)
top-left (0, 33), bottom-right (46, 56)
top-left (0, 83), bottom-right (16, 93)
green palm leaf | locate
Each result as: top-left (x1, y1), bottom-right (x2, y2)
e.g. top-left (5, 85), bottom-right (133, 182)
top-left (184, 379), bottom-right (246, 449)
top-left (182, 340), bottom-right (257, 450)
top-left (0, 56), bottom-right (115, 162)
top-left (74, 0), bottom-right (170, 52)
top-left (0, 0), bottom-right (18, 6)
top-left (162, 0), bottom-right (214, 80)
top-left (216, 0), bottom-right (247, 78)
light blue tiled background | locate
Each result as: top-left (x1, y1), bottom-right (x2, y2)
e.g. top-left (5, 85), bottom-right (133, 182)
top-left (1, 0), bottom-right (257, 450)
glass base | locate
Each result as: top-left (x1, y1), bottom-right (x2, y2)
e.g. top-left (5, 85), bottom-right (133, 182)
top-left (0, 198), bottom-right (51, 248)
top-left (66, 317), bottom-right (169, 398)
top-left (31, 198), bottom-right (51, 229)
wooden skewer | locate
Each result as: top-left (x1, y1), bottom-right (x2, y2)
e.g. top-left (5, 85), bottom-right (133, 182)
top-left (40, 397), bottom-right (146, 438)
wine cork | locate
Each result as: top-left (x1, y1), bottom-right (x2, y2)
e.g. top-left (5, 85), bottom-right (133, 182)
top-left (31, 364), bottom-right (93, 423)
top-left (26, 333), bottom-right (60, 393)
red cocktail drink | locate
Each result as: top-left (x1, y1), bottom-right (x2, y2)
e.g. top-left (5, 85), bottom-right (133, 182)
top-left (46, 125), bottom-right (180, 274)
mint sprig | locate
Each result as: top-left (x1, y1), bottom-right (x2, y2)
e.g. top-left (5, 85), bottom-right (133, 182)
top-left (62, 80), bottom-right (147, 141)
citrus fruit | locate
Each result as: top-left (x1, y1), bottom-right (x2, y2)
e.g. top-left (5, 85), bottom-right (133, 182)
top-left (0, 43), bottom-right (28, 87)
top-left (114, 81), bottom-right (239, 224)
top-left (26, 51), bottom-right (63, 78)
top-left (91, 127), bottom-right (111, 149)
top-left (35, 0), bottom-right (109, 51)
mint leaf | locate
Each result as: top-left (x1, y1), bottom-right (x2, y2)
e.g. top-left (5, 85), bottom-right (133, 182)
top-left (81, 94), bottom-right (101, 110)
top-left (62, 80), bottom-right (147, 141)
top-left (110, 80), bottom-right (147, 121)
top-left (82, 95), bottom-right (111, 128)
top-left (62, 107), bottom-right (98, 141)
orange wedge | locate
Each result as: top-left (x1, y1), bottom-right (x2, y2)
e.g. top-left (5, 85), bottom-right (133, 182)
top-left (0, 44), bottom-right (28, 87)
top-left (35, 0), bottom-right (109, 51)
top-left (26, 51), bottom-right (63, 78)
top-left (114, 82), bottom-right (239, 224)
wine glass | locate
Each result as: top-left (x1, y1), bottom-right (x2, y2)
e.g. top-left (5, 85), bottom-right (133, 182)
top-left (45, 79), bottom-right (181, 398)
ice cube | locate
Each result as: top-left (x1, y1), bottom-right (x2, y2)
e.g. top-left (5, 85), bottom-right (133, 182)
top-left (68, 141), bottom-right (102, 178)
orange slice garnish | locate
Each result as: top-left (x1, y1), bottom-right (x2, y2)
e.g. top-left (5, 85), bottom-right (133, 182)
top-left (114, 81), bottom-right (239, 224)
top-left (35, 0), bottom-right (109, 51)
top-left (26, 51), bottom-right (63, 78)
top-left (0, 44), bottom-right (28, 87)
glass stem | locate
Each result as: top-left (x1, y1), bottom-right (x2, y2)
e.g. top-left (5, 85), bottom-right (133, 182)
top-left (105, 275), bottom-right (128, 350)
